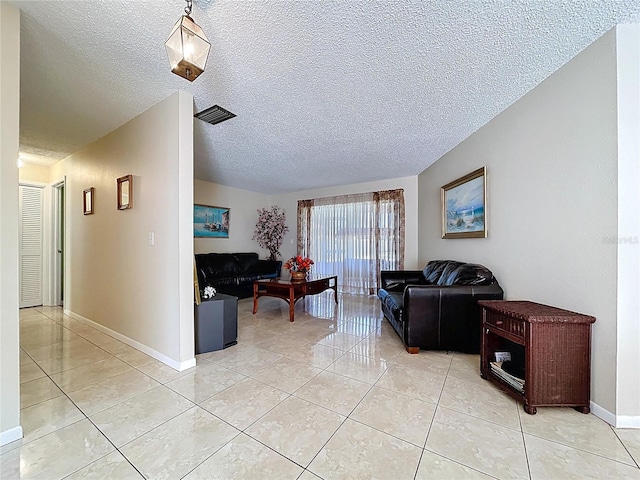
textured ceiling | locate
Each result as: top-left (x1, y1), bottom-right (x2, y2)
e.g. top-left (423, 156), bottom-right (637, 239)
top-left (11, 0), bottom-right (640, 194)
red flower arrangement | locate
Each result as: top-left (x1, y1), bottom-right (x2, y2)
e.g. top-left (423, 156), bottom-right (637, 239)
top-left (284, 255), bottom-right (314, 273)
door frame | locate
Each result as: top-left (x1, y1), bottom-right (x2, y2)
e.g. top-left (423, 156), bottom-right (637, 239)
top-left (50, 179), bottom-right (65, 307)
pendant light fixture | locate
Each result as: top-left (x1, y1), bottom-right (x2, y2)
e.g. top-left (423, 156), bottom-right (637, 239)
top-left (165, 0), bottom-right (210, 82)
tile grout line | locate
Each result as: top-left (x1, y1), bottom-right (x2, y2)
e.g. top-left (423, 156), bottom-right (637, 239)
top-left (24, 300), bottom-right (631, 479)
top-left (18, 308), bottom-right (209, 479)
top-left (522, 429), bottom-right (640, 469)
top-left (516, 395), bottom-right (533, 480)
top-left (610, 426), bottom-right (640, 470)
top-left (17, 302), bottom-right (343, 475)
top-left (227, 308), bottom-right (387, 475)
top-left (411, 351), bottom-right (454, 480)
top-left (18, 313), bottom-right (147, 478)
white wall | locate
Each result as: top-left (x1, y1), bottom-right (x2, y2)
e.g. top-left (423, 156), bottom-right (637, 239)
top-left (61, 91), bottom-right (195, 369)
top-left (274, 176), bottom-right (420, 269)
top-left (615, 24), bottom-right (640, 422)
top-left (194, 179), bottom-right (271, 256)
top-left (0, 2), bottom-right (23, 446)
top-left (418, 27), bottom-right (636, 422)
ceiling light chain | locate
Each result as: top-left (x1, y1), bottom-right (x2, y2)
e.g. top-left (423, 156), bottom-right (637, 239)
top-left (165, 0), bottom-right (211, 82)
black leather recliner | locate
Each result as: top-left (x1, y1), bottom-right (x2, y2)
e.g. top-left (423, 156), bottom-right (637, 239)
top-left (378, 260), bottom-right (504, 354)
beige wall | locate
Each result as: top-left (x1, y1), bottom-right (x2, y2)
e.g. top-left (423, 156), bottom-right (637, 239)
top-left (194, 179), bottom-right (271, 256)
top-left (62, 91), bottom-right (195, 369)
top-left (194, 175), bottom-right (419, 273)
top-left (0, 2), bottom-right (22, 445)
top-left (418, 28), bottom-right (633, 420)
top-left (274, 176), bottom-right (420, 269)
top-left (18, 163), bottom-right (50, 184)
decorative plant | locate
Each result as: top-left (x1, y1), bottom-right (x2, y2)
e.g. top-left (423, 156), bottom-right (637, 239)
top-left (284, 255), bottom-right (314, 273)
top-left (202, 286), bottom-right (216, 299)
top-left (252, 205), bottom-right (289, 261)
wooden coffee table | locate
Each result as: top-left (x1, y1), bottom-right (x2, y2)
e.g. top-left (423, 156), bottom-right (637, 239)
top-left (253, 275), bottom-right (338, 322)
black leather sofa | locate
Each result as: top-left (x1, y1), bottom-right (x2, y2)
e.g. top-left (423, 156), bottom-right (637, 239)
top-left (195, 253), bottom-right (282, 299)
top-left (377, 260), bottom-right (503, 354)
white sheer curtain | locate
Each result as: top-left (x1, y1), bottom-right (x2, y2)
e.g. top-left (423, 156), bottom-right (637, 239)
top-left (297, 190), bottom-right (404, 295)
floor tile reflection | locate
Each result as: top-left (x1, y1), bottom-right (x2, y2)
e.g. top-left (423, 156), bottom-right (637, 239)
top-left (6, 299), bottom-right (639, 480)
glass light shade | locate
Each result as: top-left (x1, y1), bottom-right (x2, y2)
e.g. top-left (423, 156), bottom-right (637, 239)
top-left (165, 15), bottom-right (210, 82)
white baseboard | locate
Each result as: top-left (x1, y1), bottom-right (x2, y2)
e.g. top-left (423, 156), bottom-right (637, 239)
top-left (590, 401), bottom-right (616, 425)
top-left (64, 310), bottom-right (195, 372)
top-left (616, 415), bottom-right (640, 429)
top-left (590, 401), bottom-right (640, 429)
top-left (1, 426), bottom-right (23, 446)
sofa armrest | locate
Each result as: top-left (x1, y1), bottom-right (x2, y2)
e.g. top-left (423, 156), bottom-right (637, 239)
top-left (380, 270), bottom-right (424, 290)
top-left (196, 266), bottom-right (207, 289)
top-left (403, 284), bottom-right (504, 352)
top-left (402, 285), bottom-right (443, 348)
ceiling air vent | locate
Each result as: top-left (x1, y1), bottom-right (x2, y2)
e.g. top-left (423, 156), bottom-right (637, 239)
top-left (194, 105), bottom-right (236, 125)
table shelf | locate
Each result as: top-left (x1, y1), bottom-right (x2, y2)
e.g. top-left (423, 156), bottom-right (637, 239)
top-left (479, 300), bottom-right (595, 415)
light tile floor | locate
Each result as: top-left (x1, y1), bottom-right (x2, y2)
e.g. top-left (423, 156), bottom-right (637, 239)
top-left (2, 295), bottom-right (640, 479)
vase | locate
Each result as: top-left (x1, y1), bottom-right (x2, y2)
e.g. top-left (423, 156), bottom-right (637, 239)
top-left (290, 271), bottom-right (307, 282)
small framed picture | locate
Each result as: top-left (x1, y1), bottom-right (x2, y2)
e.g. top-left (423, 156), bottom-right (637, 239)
top-left (441, 167), bottom-right (487, 239)
top-left (117, 175), bottom-right (133, 210)
top-left (83, 187), bottom-right (94, 215)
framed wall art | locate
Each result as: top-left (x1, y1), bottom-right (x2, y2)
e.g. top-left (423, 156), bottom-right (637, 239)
top-left (441, 166), bottom-right (487, 239)
top-left (117, 175), bottom-right (133, 210)
top-left (83, 187), bottom-right (94, 215)
top-left (194, 204), bottom-right (230, 238)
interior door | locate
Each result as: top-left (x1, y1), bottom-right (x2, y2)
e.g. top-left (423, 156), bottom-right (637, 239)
top-left (55, 182), bottom-right (65, 305)
top-left (19, 185), bottom-right (44, 308)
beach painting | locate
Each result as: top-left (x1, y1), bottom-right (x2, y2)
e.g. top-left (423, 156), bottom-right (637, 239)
top-left (194, 204), bottom-right (230, 238)
top-left (441, 167), bottom-right (487, 239)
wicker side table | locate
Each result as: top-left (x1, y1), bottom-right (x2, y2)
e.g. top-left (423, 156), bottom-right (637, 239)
top-left (478, 300), bottom-right (595, 415)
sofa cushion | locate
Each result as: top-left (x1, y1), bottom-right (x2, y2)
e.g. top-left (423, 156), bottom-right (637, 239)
top-left (246, 260), bottom-right (281, 276)
top-left (436, 261), bottom-right (465, 286)
top-left (217, 254), bottom-right (242, 275)
top-left (202, 263), bottom-right (219, 282)
top-left (423, 260), bottom-right (464, 285)
top-left (422, 261), bottom-right (446, 284)
top-left (443, 263), bottom-right (494, 286)
top-left (257, 272), bottom-right (279, 280)
top-left (235, 274), bottom-right (261, 284)
top-left (383, 282), bottom-right (407, 293)
top-left (378, 289), bottom-right (403, 320)
top-left (234, 253), bottom-right (259, 274)
top-left (210, 276), bottom-right (236, 287)
top-left (199, 253), bottom-right (238, 277)
top-left (196, 253), bottom-right (217, 278)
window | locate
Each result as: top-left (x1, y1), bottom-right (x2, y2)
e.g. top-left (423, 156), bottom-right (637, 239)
top-left (297, 189), bottom-right (405, 295)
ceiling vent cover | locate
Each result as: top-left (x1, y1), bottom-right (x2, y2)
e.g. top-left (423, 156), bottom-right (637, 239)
top-left (194, 105), bottom-right (236, 125)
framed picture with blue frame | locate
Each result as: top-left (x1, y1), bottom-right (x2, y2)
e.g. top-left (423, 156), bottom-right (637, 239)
top-left (441, 167), bottom-right (487, 239)
top-left (194, 204), bottom-right (230, 238)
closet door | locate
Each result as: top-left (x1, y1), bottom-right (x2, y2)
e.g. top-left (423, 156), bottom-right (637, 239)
top-left (19, 185), bottom-right (43, 308)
